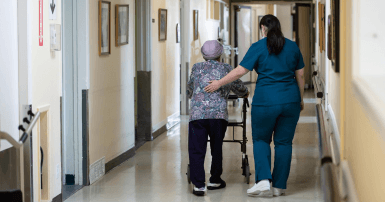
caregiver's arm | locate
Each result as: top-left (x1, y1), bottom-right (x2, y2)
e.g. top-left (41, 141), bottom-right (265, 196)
top-left (295, 68), bottom-right (305, 111)
top-left (204, 65), bottom-right (249, 93)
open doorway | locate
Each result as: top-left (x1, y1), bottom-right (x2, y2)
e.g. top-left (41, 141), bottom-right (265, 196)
top-left (234, 6), bottom-right (253, 84)
top-left (61, 0), bottom-right (89, 200)
top-left (294, 3), bottom-right (313, 89)
top-left (231, 2), bottom-right (314, 87)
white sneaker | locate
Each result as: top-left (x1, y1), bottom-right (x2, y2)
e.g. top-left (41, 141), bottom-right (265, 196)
top-left (247, 180), bottom-right (271, 195)
top-left (193, 185), bottom-right (207, 196)
top-left (273, 187), bottom-right (285, 196)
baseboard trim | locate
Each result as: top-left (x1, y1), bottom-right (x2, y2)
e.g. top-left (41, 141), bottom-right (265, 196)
top-left (52, 193), bottom-right (62, 202)
top-left (152, 124), bottom-right (168, 139)
top-left (152, 112), bottom-right (180, 140)
top-left (105, 147), bottom-right (135, 174)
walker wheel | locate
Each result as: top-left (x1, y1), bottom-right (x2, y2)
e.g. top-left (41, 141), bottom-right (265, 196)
top-left (244, 155), bottom-right (251, 184)
top-left (245, 164), bottom-right (250, 184)
top-left (187, 164), bottom-right (191, 184)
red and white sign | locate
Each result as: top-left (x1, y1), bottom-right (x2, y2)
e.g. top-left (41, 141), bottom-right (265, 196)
top-left (39, 0), bottom-right (43, 46)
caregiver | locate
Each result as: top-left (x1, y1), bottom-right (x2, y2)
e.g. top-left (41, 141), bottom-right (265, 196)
top-left (204, 14), bottom-right (305, 197)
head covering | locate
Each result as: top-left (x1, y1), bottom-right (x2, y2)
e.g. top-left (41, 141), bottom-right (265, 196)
top-left (201, 40), bottom-right (223, 60)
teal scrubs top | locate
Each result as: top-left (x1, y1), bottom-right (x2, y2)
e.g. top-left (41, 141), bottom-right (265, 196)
top-left (240, 38), bottom-right (305, 106)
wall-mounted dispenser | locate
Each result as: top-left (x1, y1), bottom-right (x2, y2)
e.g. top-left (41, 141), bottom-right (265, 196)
top-left (50, 24), bottom-right (61, 51)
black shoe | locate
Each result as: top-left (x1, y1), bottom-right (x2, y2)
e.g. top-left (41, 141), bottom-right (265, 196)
top-left (193, 185), bottom-right (206, 196)
top-left (207, 179), bottom-right (226, 190)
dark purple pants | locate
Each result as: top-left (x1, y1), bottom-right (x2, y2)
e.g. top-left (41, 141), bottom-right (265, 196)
top-left (188, 119), bottom-right (228, 188)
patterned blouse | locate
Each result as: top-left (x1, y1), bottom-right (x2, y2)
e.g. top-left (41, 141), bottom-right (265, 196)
top-left (187, 60), bottom-right (249, 122)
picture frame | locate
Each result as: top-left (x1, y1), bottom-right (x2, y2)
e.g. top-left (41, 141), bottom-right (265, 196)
top-left (327, 15), bottom-right (332, 60)
top-left (176, 23), bottom-right (180, 43)
top-left (158, 9), bottom-right (168, 41)
top-left (115, 4), bottom-right (129, 46)
top-left (99, 1), bottom-right (111, 56)
top-left (193, 10), bottom-right (199, 41)
top-left (318, 3), bottom-right (325, 52)
top-left (330, 0), bottom-right (340, 72)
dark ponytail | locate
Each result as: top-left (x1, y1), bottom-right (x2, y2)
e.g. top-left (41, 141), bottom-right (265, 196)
top-left (260, 15), bottom-right (285, 55)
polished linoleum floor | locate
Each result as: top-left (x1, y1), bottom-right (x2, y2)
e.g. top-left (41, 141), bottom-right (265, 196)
top-left (66, 88), bottom-right (322, 202)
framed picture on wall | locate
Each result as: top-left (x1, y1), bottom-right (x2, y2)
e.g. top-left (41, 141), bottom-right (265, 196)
top-left (176, 23), bottom-right (180, 43)
top-left (159, 9), bottom-right (168, 41)
top-left (327, 15), bottom-right (332, 60)
top-left (330, 0), bottom-right (340, 72)
top-left (99, 1), bottom-right (111, 55)
top-left (193, 10), bottom-right (199, 41)
top-left (115, 4), bottom-right (129, 46)
top-left (318, 3), bottom-right (325, 52)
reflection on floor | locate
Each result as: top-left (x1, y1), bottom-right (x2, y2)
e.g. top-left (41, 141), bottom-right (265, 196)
top-left (65, 89), bottom-right (322, 202)
top-left (63, 185), bottom-right (83, 201)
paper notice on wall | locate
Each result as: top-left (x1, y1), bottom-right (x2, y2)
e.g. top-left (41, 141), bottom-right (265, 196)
top-left (39, 0), bottom-right (43, 46)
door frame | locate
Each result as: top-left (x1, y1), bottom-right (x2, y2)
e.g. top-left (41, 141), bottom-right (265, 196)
top-left (61, 0), bottom-right (89, 200)
top-left (180, 0), bottom-right (191, 115)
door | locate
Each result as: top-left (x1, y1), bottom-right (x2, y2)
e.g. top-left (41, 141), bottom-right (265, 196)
top-left (0, 0), bottom-right (21, 192)
top-left (1, 1), bottom-right (32, 201)
top-left (296, 4), bottom-right (312, 88)
top-left (235, 6), bottom-right (252, 83)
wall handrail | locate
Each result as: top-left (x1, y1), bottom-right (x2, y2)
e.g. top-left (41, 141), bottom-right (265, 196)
top-left (0, 112), bottom-right (40, 149)
top-left (313, 73), bottom-right (324, 98)
top-left (316, 104), bottom-right (331, 162)
top-left (316, 104), bottom-right (342, 202)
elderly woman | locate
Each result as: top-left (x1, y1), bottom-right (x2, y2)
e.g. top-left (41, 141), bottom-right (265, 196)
top-left (187, 40), bottom-right (249, 196)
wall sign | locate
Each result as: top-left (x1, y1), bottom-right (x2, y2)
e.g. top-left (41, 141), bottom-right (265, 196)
top-left (39, 0), bottom-right (43, 46)
top-left (49, 0), bottom-right (57, 20)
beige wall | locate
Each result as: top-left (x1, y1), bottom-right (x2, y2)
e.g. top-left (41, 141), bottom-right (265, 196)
top-left (88, 0), bottom-right (136, 164)
top-left (31, 0), bottom-right (62, 200)
top-left (314, 0), bottom-right (385, 200)
top-left (328, 62), bottom-right (340, 128)
top-left (151, 0), bottom-right (181, 130)
top-left (276, 5), bottom-right (293, 40)
top-left (190, 0), bottom-right (221, 70)
top-left (342, 1), bottom-right (385, 201)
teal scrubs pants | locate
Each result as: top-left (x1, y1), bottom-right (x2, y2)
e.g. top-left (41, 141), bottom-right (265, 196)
top-left (251, 102), bottom-right (301, 189)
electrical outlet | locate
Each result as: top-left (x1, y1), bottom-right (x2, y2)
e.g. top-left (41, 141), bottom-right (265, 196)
top-left (56, 164), bottom-right (60, 179)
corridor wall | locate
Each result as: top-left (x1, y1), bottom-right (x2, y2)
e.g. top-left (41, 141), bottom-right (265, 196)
top-left (88, 0), bottom-right (136, 168)
top-left (314, 0), bottom-right (385, 200)
top-left (341, 0), bottom-right (385, 201)
top-left (30, 0), bottom-right (63, 201)
top-left (151, 0), bottom-right (181, 133)
top-left (317, 0), bottom-right (341, 131)
top-left (275, 4), bottom-right (293, 40)
top-left (189, 0), bottom-right (223, 71)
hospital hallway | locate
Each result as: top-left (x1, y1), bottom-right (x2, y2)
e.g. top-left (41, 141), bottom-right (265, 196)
top-left (64, 87), bottom-right (323, 202)
top-left (1, 0), bottom-right (385, 202)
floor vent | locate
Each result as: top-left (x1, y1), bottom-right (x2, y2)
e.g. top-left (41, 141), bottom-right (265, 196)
top-left (89, 157), bottom-right (105, 184)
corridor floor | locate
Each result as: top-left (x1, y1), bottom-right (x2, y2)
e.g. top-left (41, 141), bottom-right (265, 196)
top-left (66, 89), bottom-right (322, 202)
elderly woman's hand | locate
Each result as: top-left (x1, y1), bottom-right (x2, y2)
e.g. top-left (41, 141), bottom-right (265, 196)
top-left (243, 91), bottom-right (250, 98)
top-left (204, 80), bottom-right (221, 93)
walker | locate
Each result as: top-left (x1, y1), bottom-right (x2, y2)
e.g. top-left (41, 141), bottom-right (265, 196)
top-left (186, 95), bottom-right (251, 184)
